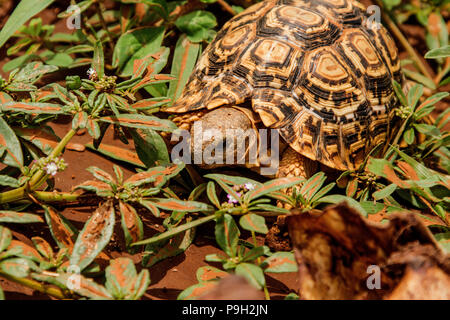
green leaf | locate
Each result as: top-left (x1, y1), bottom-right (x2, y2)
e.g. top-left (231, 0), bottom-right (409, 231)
top-left (99, 114), bottom-right (177, 131)
top-left (196, 266), bottom-right (228, 282)
top-left (112, 26), bottom-right (165, 75)
top-left (175, 11), bottom-right (217, 43)
top-left (239, 214), bottom-right (268, 234)
top-left (130, 128), bottom-right (169, 168)
top-left (402, 69), bottom-right (436, 90)
top-left (142, 227), bottom-right (194, 268)
top-left (1, 101), bottom-right (63, 114)
top-left (0, 258), bottom-right (37, 278)
top-left (0, 175), bottom-right (19, 188)
top-left (167, 34), bottom-right (201, 103)
top-left (85, 142), bottom-right (146, 168)
top-left (0, 0), bottom-right (55, 49)
top-left (261, 252), bottom-right (298, 273)
top-left (215, 214), bottom-right (240, 258)
top-left (119, 201), bottom-right (144, 250)
top-left (242, 246), bottom-right (266, 262)
top-left (373, 183), bottom-right (398, 200)
top-left (392, 80), bottom-right (407, 106)
top-left (425, 45), bottom-right (450, 59)
top-left (235, 263), bottom-right (265, 290)
top-left (207, 181), bottom-right (221, 208)
top-left (92, 40), bottom-right (104, 78)
top-left (86, 166), bottom-right (115, 185)
top-left (316, 195), bottom-right (368, 217)
top-left (403, 127), bottom-right (415, 145)
top-left (245, 176), bottom-right (305, 202)
top-left (406, 83), bottom-right (423, 110)
top-left (0, 211), bottom-right (43, 224)
top-left (0, 116), bottom-right (23, 168)
top-left (150, 198), bottom-right (213, 212)
top-left (43, 206), bottom-right (77, 250)
top-left (177, 281), bottom-right (217, 300)
top-left (0, 226), bottom-right (12, 253)
top-left (31, 237), bottom-right (53, 261)
top-left (70, 201), bottom-right (115, 271)
top-left (11, 61), bottom-right (58, 84)
top-left (105, 257), bottom-right (137, 299)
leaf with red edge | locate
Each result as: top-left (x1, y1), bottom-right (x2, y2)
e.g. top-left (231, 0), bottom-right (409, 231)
top-left (54, 273), bottom-right (112, 299)
top-left (215, 214), bottom-right (240, 258)
top-left (99, 114), bottom-right (177, 132)
top-left (105, 257), bottom-right (137, 298)
top-left (0, 92), bottom-right (13, 104)
top-left (2, 101), bottom-right (63, 114)
top-left (239, 214), bottom-right (268, 234)
top-left (4, 240), bottom-right (42, 262)
top-left (86, 142), bottom-right (145, 168)
top-left (43, 206), bottom-right (77, 251)
top-left (245, 176), bottom-right (305, 201)
top-left (142, 227), bottom-right (194, 268)
top-left (167, 34), bottom-right (201, 103)
top-left (196, 266), bottom-right (228, 283)
top-left (150, 198), bottom-right (213, 212)
top-left (74, 180), bottom-right (114, 197)
top-left (0, 226), bottom-right (12, 253)
top-left (119, 201), bottom-right (144, 249)
top-left (300, 172), bottom-right (327, 201)
top-left (0, 210), bottom-right (43, 224)
top-left (70, 200), bottom-right (115, 271)
top-left (31, 237), bottom-right (54, 260)
top-left (92, 40), bottom-right (104, 78)
top-left (130, 269), bottom-right (150, 300)
top-left (346, 177), bottom-right (358, 198)
top-left (261, 252), bottom-right (298, 273)
top-left (130, 97), bottom-right (170, 111)
top-left (139, 200), bottom-right (160, 217)
top-left (178, 281), bottom-right (217, 300)
top-left (0, 115), bottom-right (23, 167)
top-left (86, 166), bottom-right (116, 185)
top-left (124, 162), bottom-right (184, 188)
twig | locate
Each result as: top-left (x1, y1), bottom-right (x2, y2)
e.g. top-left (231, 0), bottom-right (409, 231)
top-left (374, 0), bottom-right (434, 82)
top-left (217, 0), bottom-right (236, 16)
top-left (0, 272), bottom-right (71, 300)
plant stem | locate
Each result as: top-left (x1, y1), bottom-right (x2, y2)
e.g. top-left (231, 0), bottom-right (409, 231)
top-left (0, 128), bottom-right (77, 204)
top-left (0, 272), bottom-right (71, 299)
top-left (131, 214), bottom-right (217, 246)
top-left (375, 0), bottom-right (434, 81)
top-left (95, 1), bottom-right (115, 52)
top-left (217, 0), bottom-right (236, 15)
top-left (33, 191), bottom-right (80, 202)
top-left (251, 231), bottom-right (270, 300)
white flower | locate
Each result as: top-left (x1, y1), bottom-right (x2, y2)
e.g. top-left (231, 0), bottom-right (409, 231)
top-left (244, 183), bottom-right (255, 190)
top-left (87, 68), bottom-right (97, 79)
top-left (44, 162), bottom-right (59, 176)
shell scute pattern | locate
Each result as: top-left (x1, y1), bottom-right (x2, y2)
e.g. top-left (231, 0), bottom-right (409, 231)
top-left (166, 0), bottom-right (401, 171)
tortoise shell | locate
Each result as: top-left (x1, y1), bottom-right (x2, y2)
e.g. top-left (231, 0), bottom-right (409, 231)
top-left (165, 0), bottom-right (402, 171)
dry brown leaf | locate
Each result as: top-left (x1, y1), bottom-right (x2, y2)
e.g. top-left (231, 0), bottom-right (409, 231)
top-left (287, 203), bottom-right (450, 300)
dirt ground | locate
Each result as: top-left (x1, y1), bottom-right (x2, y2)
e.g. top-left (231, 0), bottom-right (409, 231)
top-left (0, 0), bottom-right (448, 299)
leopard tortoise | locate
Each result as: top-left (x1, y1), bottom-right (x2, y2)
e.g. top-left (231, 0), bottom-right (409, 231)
top-left (164, 0), bottom-right (402, 179)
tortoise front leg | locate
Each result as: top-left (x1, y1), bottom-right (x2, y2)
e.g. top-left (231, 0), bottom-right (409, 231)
top-left (277, 146), bottom-right (318, 180)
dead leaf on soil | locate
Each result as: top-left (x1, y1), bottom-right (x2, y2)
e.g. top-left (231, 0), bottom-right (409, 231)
top-left (288, 203), bottom-right (450, 300)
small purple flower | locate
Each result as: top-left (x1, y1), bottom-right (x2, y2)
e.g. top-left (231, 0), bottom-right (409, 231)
top-left (227, 192), bottom-right (241, 204)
